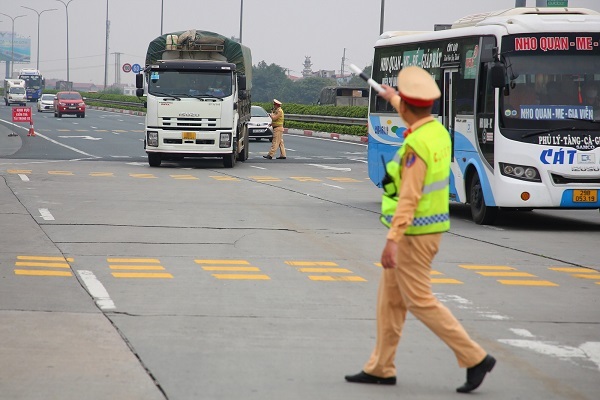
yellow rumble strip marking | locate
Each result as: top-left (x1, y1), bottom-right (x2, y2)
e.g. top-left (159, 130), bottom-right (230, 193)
top-left (109, 265), bottom-right (165, 270)
top-left (129, 174), bottom-right (156, 179)
top-left (18, 256), bottom-right (74, 262)
top-left (212, 274), bottom-right (270, 280)
top-left (459, 265), bottom-right (516, 270)
top-left (549, 267), bottom-right (596, 273)
top-left (14, 270), bottom-right (72, 277)
top-left (430, 270), bottom-right (443, 275)
top-left (112, 273), bottom-right (173, 279)
top-left (108, 258), bottom-right (161, 263)
top-left (8, 169), bottom-right (32, 174)
top-left (476, 271), bottom-right (537, 277)
top-left (195, 260), bottom-right (250, 265)
top-left (90, 172), bottom-right (114, 177)
top-left (209, 176), bottom-right (239, 181)
top-left (48, 171), bottom-right (74, 175)
top-left (498, 280), bottom-right (558, 286)
top-left (286, 261), bottom-right (338, 267)
top-left (202, 266), bottom-right (261, 272)
top-left (298, 268), bottom-right (352, 273)
top-left (170, 174), bottom-right (199, 180)
top-left (309, 276), bottom-right (367, 282)
top-left (250, 176), bottom-right (280, 182)
top-left (15, 261), bottom-right (70, 268)
top-left (290, 177), bottom-right (322, 182)
top-left (431, 278), bottom-right (463, 284)
top-left (572, 274), bottom-right (600, 280)
top-left (327, 177), bottom-right (361, 182)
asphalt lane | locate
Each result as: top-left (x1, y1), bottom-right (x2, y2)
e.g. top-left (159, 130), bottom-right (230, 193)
top-left (0, 106), bottom-right (598, 399)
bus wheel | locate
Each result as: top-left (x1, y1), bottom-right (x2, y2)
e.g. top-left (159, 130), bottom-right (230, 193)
top-left (148, 153), bottom-right (162, 167)
top-left (469, 172), bottom-right (498, 225)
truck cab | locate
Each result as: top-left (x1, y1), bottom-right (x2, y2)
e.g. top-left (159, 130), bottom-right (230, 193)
top-left (4, 79), bottom-right (27, 106)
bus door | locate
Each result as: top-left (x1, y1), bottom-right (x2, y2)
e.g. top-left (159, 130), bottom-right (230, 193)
top-left (442, 68), bottom-right (458, 160)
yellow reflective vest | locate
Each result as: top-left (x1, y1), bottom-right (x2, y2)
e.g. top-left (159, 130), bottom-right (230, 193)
top-left (380, 119), bottom-right (451, 235)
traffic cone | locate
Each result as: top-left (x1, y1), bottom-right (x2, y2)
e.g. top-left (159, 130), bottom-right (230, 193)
top-left (28, 122), bottom-right (35, 137)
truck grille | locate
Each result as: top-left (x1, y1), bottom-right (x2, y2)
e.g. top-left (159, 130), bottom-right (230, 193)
top-left (161, 117), bottom-right (217, 128)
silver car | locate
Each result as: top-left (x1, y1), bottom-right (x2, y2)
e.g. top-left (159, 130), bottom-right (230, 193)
top-left (248, 105), bottom-right (273, 141)
top-left (37, 94), bottom-right (55, 113)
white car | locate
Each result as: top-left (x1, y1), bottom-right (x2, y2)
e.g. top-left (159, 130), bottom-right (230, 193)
top-left (37, 94), bottom-right (55, 112)
top-left (248, 105), bottom-right (273, 142)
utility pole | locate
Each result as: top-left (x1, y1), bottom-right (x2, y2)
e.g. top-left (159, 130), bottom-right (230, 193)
top-left (104, 0), bottom-right (110, 91)
top-left (340, 48), bottom-right (346, 84)
top-left (112, 52), bottom-right (122, 86)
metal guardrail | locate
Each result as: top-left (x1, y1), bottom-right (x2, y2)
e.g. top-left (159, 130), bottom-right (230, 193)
top-left (87, 98), bottom-right (368, 126)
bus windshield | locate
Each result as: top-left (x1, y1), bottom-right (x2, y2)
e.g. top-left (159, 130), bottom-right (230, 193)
top-left (148, 70), bottom-right (232, 98)
top-left (20, 75), bottom-right (42, 89)
top-left (500, 54), bottom-right (600, 129)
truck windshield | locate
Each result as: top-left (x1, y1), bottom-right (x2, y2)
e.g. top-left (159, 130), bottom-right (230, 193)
top-left (148, 70), bottom-right (232, 98)
top-left (11, 87), bottom-right (25, 94)
top-left (500, 54), bottom-right (600, 130)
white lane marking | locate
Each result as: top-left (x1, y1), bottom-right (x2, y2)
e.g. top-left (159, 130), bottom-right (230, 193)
top-left (77, 270), bottom-right (116, 310)
top-left (323, 183), bottom-right (344, 189)
top-left (308, 164), bottom-right (351, 172)
top-left (57, 135), bottom-right (102, 141)
top-left (436, 293), bottom-right (510, 320)
top-left (38, 208), bottom-right (55, 221)
top-left (580, 342), bottom-right (600, 371)
top-left (18, 174), bottom-right (29, 182)
top-left (250, 165), bottom-right (266, 170)
top-left (0, 119), bottom-right (100, 158)
top-left (349, 158), bottom-right (368, 163)
top-left (510, 328), bottom-right (535, 338)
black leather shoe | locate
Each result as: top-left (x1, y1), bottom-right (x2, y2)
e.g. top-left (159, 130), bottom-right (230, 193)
top-left (456, 354), bottom-right (496, 393)
top-left (345, 371), bottom-right (396, 385)
top-left (263, 155), bottom-right (272, 159)
top-left (276, 156), bottom-right (286, 159)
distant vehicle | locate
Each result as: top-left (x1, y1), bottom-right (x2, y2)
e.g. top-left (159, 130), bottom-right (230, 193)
top-left (318, 86), bottom-right (369, 106)
top-left (3, 79), bottom-right (27, 106)
top-left (18, 68), bottom-right (45, 102)
top-left (249, 106), bottom-right (273, 141)
top-left (54, 91), bottom-right (86, 118)
top-left (37, 93), bottom-right (55, 112)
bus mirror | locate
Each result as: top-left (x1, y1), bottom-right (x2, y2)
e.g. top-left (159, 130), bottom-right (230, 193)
top-left (135, 73), bottom-right (144, 89)
top-left (491, 62), bottom-right (506, 88)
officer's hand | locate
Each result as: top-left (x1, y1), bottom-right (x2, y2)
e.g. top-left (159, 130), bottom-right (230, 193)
top-left (378, 84), bottom-right (398, 103)
top-left (381, 239), bottom-right (397, 269)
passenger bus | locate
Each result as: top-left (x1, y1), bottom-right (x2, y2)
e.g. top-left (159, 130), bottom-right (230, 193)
top-left (367, 7), bottom-right (600, 224)
top-left (18, 68), bottom-right (45, 102)
top-left (318, 86), bottom-right (369, 106)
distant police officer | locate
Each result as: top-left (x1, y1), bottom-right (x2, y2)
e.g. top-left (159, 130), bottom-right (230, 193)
top-left (345, 66), bottom-right (496, 393)
top-left (263, 99), bottom-right (286, 160)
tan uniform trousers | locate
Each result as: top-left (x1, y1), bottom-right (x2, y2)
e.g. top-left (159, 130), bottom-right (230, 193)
top-left (268, 126), bottom-right (286, 158)
top-left (363, 233), bottom-right (486, 378)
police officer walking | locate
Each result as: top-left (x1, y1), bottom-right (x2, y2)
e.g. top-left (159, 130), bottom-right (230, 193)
top-left (263, 99), bottom-right (286, 160)
top-left (345, 66), bottom-right (496, 393)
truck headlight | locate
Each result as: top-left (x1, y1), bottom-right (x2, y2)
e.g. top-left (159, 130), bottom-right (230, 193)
top-left (499, 162), bottom-right (541, 182)
top-left (219, 133), bottom-right (231, 148)
top-left (147, 131), bottom-right (159, 147)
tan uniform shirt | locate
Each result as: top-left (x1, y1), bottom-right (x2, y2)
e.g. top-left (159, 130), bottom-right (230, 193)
top-left (386, 114), bottom-right (436, 243)
top-left (271, 107), bottom-right (284, 127)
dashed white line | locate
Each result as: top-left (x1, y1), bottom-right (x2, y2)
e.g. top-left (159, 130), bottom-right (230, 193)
top-left (18, 174), bottom-right (29, 182)
top-left (38, 208), bottom-right (55, 221)
top-left (77, 270), bottom-right (116, 310)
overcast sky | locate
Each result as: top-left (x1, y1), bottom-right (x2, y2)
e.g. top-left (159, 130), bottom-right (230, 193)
top-left (3, 0), bottom-right (599, 86)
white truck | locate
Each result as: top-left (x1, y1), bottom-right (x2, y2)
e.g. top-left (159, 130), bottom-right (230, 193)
top-left (4, 79), bottom-right (27, 106)
top-left (136, 29), bottom-right (252, 168)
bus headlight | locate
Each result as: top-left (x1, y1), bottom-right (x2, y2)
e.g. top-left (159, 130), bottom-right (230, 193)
top-left (147, 131), bottom-right (158, 147)
top-left (219, 133), bottom-right (231, 148)
top-left (499, 162), bottom-right (541, 182)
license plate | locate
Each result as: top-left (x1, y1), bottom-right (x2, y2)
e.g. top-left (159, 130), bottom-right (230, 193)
top-left (68, 106), bottom-right (77, 109)
top-left (573, 189), bottom-right (597, 202)
top-left (182, 132), bottom-right (196, 140)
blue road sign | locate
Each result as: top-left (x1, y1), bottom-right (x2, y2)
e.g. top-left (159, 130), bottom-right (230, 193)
top-left (132, 64), bottom-right (142, 74)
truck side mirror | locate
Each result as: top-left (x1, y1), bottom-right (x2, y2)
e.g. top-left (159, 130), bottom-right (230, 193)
top-left (238, 76), bottom-right (246, 91)
top-left (136, 88), bottom-right (144, 97)
top-left (136, 73), bottom-right (144, 89)
top-left (490, 62), bottom-right (506, 88)
top-left (239, 90), bottom-right (248, 100)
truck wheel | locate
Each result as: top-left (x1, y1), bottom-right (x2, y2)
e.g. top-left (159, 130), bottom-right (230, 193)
top-left (469, 171), bottom-right (498, 225)
top-left (223, 151), bottom-right (235, 168)
top-left (148, 153), bottom-right (162, 167)
top-left (237, 127), bottom-right (249, 162)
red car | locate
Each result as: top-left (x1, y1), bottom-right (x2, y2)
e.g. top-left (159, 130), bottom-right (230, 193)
top-left (54, 91), bottom-right (86, 118)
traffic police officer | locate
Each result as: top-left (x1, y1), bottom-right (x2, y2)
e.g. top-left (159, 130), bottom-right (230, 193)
top-left (263, 99), bottom-right (286, 160)
top-left (345, 66), bottom-right (496, 393)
